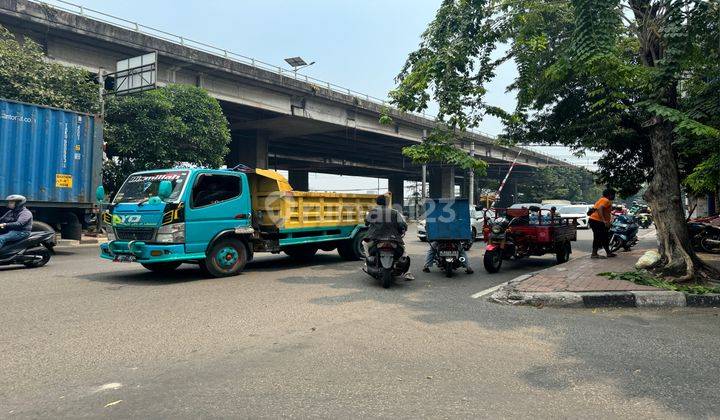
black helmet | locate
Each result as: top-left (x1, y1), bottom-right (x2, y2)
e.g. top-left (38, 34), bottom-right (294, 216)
top-left (5, 194), bottom-right (27, 208)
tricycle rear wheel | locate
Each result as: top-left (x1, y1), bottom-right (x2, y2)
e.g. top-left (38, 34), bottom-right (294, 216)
top-left (555, 241), bottom-right (571, 264)
top-left (483, 250), bottom-right (502, 273)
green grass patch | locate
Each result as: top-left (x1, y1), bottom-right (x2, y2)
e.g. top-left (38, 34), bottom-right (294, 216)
top-left (599, 270), bottom-right (720, 295)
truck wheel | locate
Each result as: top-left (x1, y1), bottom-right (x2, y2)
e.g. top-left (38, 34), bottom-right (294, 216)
top-left (283, 245), bottom-right (318, 261)
top-left (483, 250), bottom-right (502, 273)
top-left (60, 212), bottom-right (82, 240)
top-left (337, 230), bottom-right (367, 261)
top-left (556, 241), bottom-right (571, 264)
top-left (141, 262), bottom-right (182, 273)
top-left (202, 238), bottom-right (248, 277)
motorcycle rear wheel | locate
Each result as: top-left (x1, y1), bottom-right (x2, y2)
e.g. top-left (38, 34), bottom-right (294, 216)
top-left (701, 236), bottom-right (720, 254)
top-left (444, 263), bottom-right (454, 278)
top-left (381, 268), bottom-right (393, 288)
top-left (23, 248), bottom-right (51, 268)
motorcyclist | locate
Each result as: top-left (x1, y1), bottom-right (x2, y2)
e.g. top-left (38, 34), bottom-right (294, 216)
top-left (0, 195), bottom-right (33, 249)
top-left (364, 195), bottom-right (414, 280)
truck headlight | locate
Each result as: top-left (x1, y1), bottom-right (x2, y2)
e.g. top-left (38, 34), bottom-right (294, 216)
top-left (106, 228), bottom-right (116, 241)
top-left (156, 223), bottom-right (185, 244)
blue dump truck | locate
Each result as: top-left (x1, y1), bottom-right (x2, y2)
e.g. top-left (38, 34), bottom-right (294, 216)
top-left (0, 98), bottom-right (103, 240)
top-left (98, 167), bottom-right (377, 277)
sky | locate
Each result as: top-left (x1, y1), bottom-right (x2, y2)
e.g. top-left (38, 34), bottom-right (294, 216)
top-left (44, 0), bottom-right (598, 192)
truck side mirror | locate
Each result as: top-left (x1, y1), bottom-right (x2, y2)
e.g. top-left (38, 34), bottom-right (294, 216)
top-left (96, 186), bottom-right (106, 203)
top-left (158, 180), bottom-right (172, 201)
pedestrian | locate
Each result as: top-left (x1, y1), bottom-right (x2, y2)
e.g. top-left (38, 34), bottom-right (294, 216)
top-left (588, 188), bottom-right (616, 259)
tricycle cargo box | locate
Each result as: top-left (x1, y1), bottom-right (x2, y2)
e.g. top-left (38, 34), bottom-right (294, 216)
top-left (424, 198), bottom-right (472, 241)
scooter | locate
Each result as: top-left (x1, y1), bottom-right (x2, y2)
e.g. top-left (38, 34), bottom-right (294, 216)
top-left (363, 238), bottom-right (410, 288)
top-left (0, 230), bottom-right (56, 268)
top-left (609, 214), bottom-right (639, 252)
top-left (688, 222), bottom-right (720, 254)
top-left (432, 240), bottom-right (466, 278)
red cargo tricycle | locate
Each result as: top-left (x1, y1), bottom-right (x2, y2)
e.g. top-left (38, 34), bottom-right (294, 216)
top-left (482, 206), bottom-right (577, 273)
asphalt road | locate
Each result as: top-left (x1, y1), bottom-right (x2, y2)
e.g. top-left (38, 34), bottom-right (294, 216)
top-left (2, 226), bottom-right (719, 418)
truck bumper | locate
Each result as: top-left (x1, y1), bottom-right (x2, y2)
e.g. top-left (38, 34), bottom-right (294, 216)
top-left (100, 241), bottom-right (205, 263)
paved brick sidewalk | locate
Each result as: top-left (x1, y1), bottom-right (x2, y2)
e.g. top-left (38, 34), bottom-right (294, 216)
top-left (515, 248), bottom-right (659, 293)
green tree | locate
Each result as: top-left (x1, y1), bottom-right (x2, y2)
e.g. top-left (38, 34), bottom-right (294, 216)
top-left (391, 0), bottom-right (719, 282)
top-left (517, 167), bottom-right (603, 204)
top-left (401, 127), bottom-right (488, 175)
top-left (104, 85), bottom-right (231, 192)
top-left (0, 25), bottom-right (99, 113)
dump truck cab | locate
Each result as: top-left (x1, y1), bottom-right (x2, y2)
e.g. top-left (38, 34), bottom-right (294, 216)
top-left (99, 167), bottom-right (373, 277)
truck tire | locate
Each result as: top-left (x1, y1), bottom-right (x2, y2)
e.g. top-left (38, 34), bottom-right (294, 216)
top-left (284, 245), bottom-right (318, 261)
top-left (337, 230), bottom-right (367, 261)
top-left (201, 238), bottom-right (248, 277)
top-left (142, 262), bottom-right (182, 273)
top-left (60, 212), bottom-right (82, 240)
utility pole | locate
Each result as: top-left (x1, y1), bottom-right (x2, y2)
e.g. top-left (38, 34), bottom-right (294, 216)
top-left (421, 129), bottom-right (427, 204)
top-left (468, 141), bottom-right (475, 205)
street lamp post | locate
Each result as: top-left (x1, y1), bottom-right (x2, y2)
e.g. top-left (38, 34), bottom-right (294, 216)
top-left (284, 56), bottom-right (315, 78)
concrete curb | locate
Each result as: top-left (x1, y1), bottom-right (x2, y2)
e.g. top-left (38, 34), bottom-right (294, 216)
top-left (490, 274), bottom-right (720, 308)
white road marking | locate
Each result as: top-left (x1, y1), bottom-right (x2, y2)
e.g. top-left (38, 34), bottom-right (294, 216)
top-left (94, 382), bottom-right (123, 393)
top-left (471, 282), bottom-right (508, 299)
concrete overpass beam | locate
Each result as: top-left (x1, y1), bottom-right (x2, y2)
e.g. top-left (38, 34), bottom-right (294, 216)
top-left (388, 175), bottom-right (404, 208)
top-left (230, 130), bottom-right (268, 169)
top-left (288, 170), bottom-right (309, 191)
top-left (429, 166), bottom-right (455, 199)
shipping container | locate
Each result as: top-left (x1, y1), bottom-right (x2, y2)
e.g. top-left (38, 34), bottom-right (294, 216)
top-left (0, 98), bottom-right (103, 239)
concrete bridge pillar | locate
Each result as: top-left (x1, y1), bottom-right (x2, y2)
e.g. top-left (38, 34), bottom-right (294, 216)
top-left (288, 170), bottom-right (309, 191)
top-left (229, 130), bottom-right (268, 169)
top-left (388, 176), bottom-right (404, 208)
top-left (429, 166), bottom-right (455, 199)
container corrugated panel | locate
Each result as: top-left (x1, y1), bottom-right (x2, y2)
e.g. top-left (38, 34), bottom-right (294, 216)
top-left (0, 99), bottom-right (102, 206)
top-left (425, 198), bottom-right (472, 241)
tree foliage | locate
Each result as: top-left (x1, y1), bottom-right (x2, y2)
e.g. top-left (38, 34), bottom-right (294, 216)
top-left (0, 25), bottom-right (99, 113)
top-left (392, 0), bottom-right (720, 281)
top-left (104, 85), bottom-right (231, 192)
top-left (401, 128), bottom-right (488, 174)
top-left (517, 166), bottom-right (603, 203)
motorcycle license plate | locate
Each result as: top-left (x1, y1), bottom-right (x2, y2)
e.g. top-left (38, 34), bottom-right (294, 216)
top-left (114, 255), bottom-right (137, 263)
top-left (438, 250), bottom-right (458, 257)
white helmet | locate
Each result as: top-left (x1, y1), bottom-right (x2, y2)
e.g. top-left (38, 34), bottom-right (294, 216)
top-left (5, 195), bottom-right (27, 207)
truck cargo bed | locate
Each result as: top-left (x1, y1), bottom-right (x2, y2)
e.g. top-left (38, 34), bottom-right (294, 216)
top-left (249, 169), bottom-right (377, 230)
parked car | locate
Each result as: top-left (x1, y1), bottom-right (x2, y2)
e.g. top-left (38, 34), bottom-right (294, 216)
top-left (418, 205), bottom-right (487, 242)
top-left (558, 204), bottom-right (591, 229)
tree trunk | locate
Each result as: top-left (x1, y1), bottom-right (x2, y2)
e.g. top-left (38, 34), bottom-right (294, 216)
top-left (643, 122), bottom-right (715, 282)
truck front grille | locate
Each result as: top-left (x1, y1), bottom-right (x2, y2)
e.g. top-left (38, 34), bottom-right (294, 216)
top-left (115, 227), bottom-right (155, 241)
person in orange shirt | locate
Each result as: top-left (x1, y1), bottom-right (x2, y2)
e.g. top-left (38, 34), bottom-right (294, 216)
top-left (589, 188), bottom-right (617, 258)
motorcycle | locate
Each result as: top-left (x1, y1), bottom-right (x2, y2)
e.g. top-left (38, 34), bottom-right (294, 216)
top-left (636, 212), bottom-right (653, 229)
top-left (609, 214), bottom-right (639, 252)
top-left (0, 230), bottom-right (55, 268)
top-left (688, 222), bottom-right (720, 254)
top-left (431, 240), bottom-right (465, 278)
top-left (363, 238), bottom-right (410, 288)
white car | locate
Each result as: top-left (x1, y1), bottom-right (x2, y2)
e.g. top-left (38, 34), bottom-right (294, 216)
top-left (558, 204), bottom-right (591, 228)
top-left (417, 206), bottom-right (490, 242)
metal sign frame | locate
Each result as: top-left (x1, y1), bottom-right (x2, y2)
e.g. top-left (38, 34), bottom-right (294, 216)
top-left (105, 52), bottom-right (158, 96)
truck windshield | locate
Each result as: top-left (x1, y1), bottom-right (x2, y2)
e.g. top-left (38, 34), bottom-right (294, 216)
top-left (113, 171), bottom-right (189, 204)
